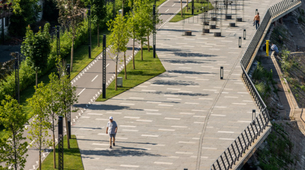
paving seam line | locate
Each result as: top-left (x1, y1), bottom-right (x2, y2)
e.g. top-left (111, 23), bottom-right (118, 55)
top-left (196, 48), bottom-right (245, 169)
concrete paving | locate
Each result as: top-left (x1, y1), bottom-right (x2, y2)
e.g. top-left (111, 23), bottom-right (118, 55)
top-left (72, 0), bottom-right (284, 169)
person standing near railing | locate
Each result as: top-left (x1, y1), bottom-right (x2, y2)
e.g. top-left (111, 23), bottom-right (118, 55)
top-left (253, 13), bottom-right (260, 30)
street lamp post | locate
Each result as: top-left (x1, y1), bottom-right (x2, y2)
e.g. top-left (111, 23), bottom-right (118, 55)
top-left (102, 35), bottom-right (106, 98)
top-left (88, 5), bottom-right (91, 59)
top-left (153, 5), bottom-right (156, 58)
top-left (58, 116), bottom-right (64, 170)
top-left (66, 64), bottom-right (71, 139)
top-left (12, 52), bottom-right (20, 103)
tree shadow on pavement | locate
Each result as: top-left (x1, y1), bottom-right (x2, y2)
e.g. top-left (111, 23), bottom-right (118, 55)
top-left (152, 80), bottom-right (199, 86)
top-left (173, 52), bottom-right (217, 58)
top-left (168, 70), bottom-right (215, 75)
top-left (163, 59), bottom-right (213, 64)
top-left (148, 91), bottom-right (208, 97)
top-left (73, 104), bottom-right (129, 110)
top-left (80, 147), bottom-right (161, 158)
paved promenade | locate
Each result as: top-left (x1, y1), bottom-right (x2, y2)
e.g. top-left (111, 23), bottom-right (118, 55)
top-left (73, 0), bottom-right (281, 169)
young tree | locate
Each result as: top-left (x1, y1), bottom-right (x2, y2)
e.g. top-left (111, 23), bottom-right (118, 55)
top-left (57, 67), bottom-right (78, 149)
top-left (0, 95), bottom-right (28, 170)
top-left (127, 11), bottom-right (136, 69)
top-left (133, 0), bottom-right (152, 60)
top-left (107, 14), bottom-right (129, 90)
top-left (89, 0), bottom-right (106, 47)
top-left (21, 23), bottom-right (51, 88)
top-left (44, 73), bottom-right (61, 168)
top-left (27, 82), bottom-right (52, 170)
top-left (57, 0), bottom-right (83, 72)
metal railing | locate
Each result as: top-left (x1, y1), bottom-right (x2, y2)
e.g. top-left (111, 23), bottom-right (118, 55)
top-left (269, 0), bottom-right (300, 17)
top-left (210, 0), bottom-right (301, 169)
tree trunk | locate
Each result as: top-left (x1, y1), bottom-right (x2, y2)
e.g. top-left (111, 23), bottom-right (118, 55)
top-left (147, 35), bottom-right (150, 52)
top-left (124, 51), bottom-right (127, 79)
top-left (35, 69), bottom-right (38, 89)
top-left (71, 37), bottom-right (74, 72)
top-left (115, 55), bottom-right (118, 91)
top-left (65, 116), bottom-right (70, 149)
top-left (132, 37), bottom-right (135, 69)
top-left (181, 0), bottom-right (183, 17)
top-left (141, 40), bottom-right (143, 61)
top-left (97, 23), bottom-right (100, 47)
top-left (187, 0), bottom-right (188, 12)
top-left (53, 124), bottom-right (56, 168)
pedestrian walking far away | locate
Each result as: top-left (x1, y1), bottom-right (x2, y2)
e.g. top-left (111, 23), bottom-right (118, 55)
top-left (106, 116), bottom-right (118, 149)
top-left (253, 12), bottom-right (260, 30)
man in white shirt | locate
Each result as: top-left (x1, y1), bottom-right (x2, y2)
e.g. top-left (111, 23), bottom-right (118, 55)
top-left (106, 116), bottom-right (118, 149)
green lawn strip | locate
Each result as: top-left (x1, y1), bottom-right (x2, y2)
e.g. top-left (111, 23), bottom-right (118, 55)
top-left (41, 135), bottom-right (83, 170)
top-left (170, 1), bottom-right (213, 22)
top-left (96, 48), bottom-right (166, 101)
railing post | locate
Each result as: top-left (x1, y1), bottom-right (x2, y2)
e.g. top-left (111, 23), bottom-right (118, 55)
top-left (220, 155), bottom-right (226, 169)
top-left (250, 123), bottom-right (256, 141)
top-left (227, 148), bottom-right (234, 168)
top-left (256, 117), bottom-right (262, 133)
top-left (259, 114), bottom-right (265, 130)
top-left (224, 151), bottom-right (230, 169)
top-left (241, 133), bottom-right (248, 150)
top-left (244, 129), bottom-right (251, 146)
top-left (238, 136), bottom-right (244, 153)
top-left (231, 144), bottom-right (238, 164)
top-left (217, 159), bottom-right (222, 170)
top-left (247, 126), bottom-right (253, 142)
top-left (235, 140), bottom-right (241, 159)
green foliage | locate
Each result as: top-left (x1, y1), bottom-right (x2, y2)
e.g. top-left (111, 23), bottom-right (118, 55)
top-left (257, 123), bottom-right (294, 169)
top-left (21, 23), bottom-right (51, 72)
top-left (27, 82), bottom-right (52, 169)
top-left (9, 0), bottom-right (40, 36)
top-left (0, 95), bottom-right (28, 170)
top-left (252, 62), bottom-right (275, 99)
top-left (107, 14), bottom-right (129, 55)
top-left (281, 50), bottom-right (292, 73)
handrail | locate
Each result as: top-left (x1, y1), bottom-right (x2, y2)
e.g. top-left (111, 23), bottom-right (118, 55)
top-left (210, 0), bottom-right (301, 169)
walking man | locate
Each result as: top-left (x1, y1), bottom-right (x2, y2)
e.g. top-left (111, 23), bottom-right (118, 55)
top-left (106, 116), bottom-right (118, 149)
top-left (253, 12), bottom-right (260, 30)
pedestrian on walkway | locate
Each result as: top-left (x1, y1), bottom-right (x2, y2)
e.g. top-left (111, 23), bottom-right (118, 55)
top-left (271, 43), bottom-right (279, 55)
top-left (106, 116), bottom-right (118, 149)
top-left (253, 12), bottom-right (260, 30)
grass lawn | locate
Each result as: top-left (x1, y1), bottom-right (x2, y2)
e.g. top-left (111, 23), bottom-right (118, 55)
top-left (41, 135), bottom-right (83, 170)
top-left (96, 47), bottom-right (166, 101)
top-left (170, 0), bottom-right (213, 22)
